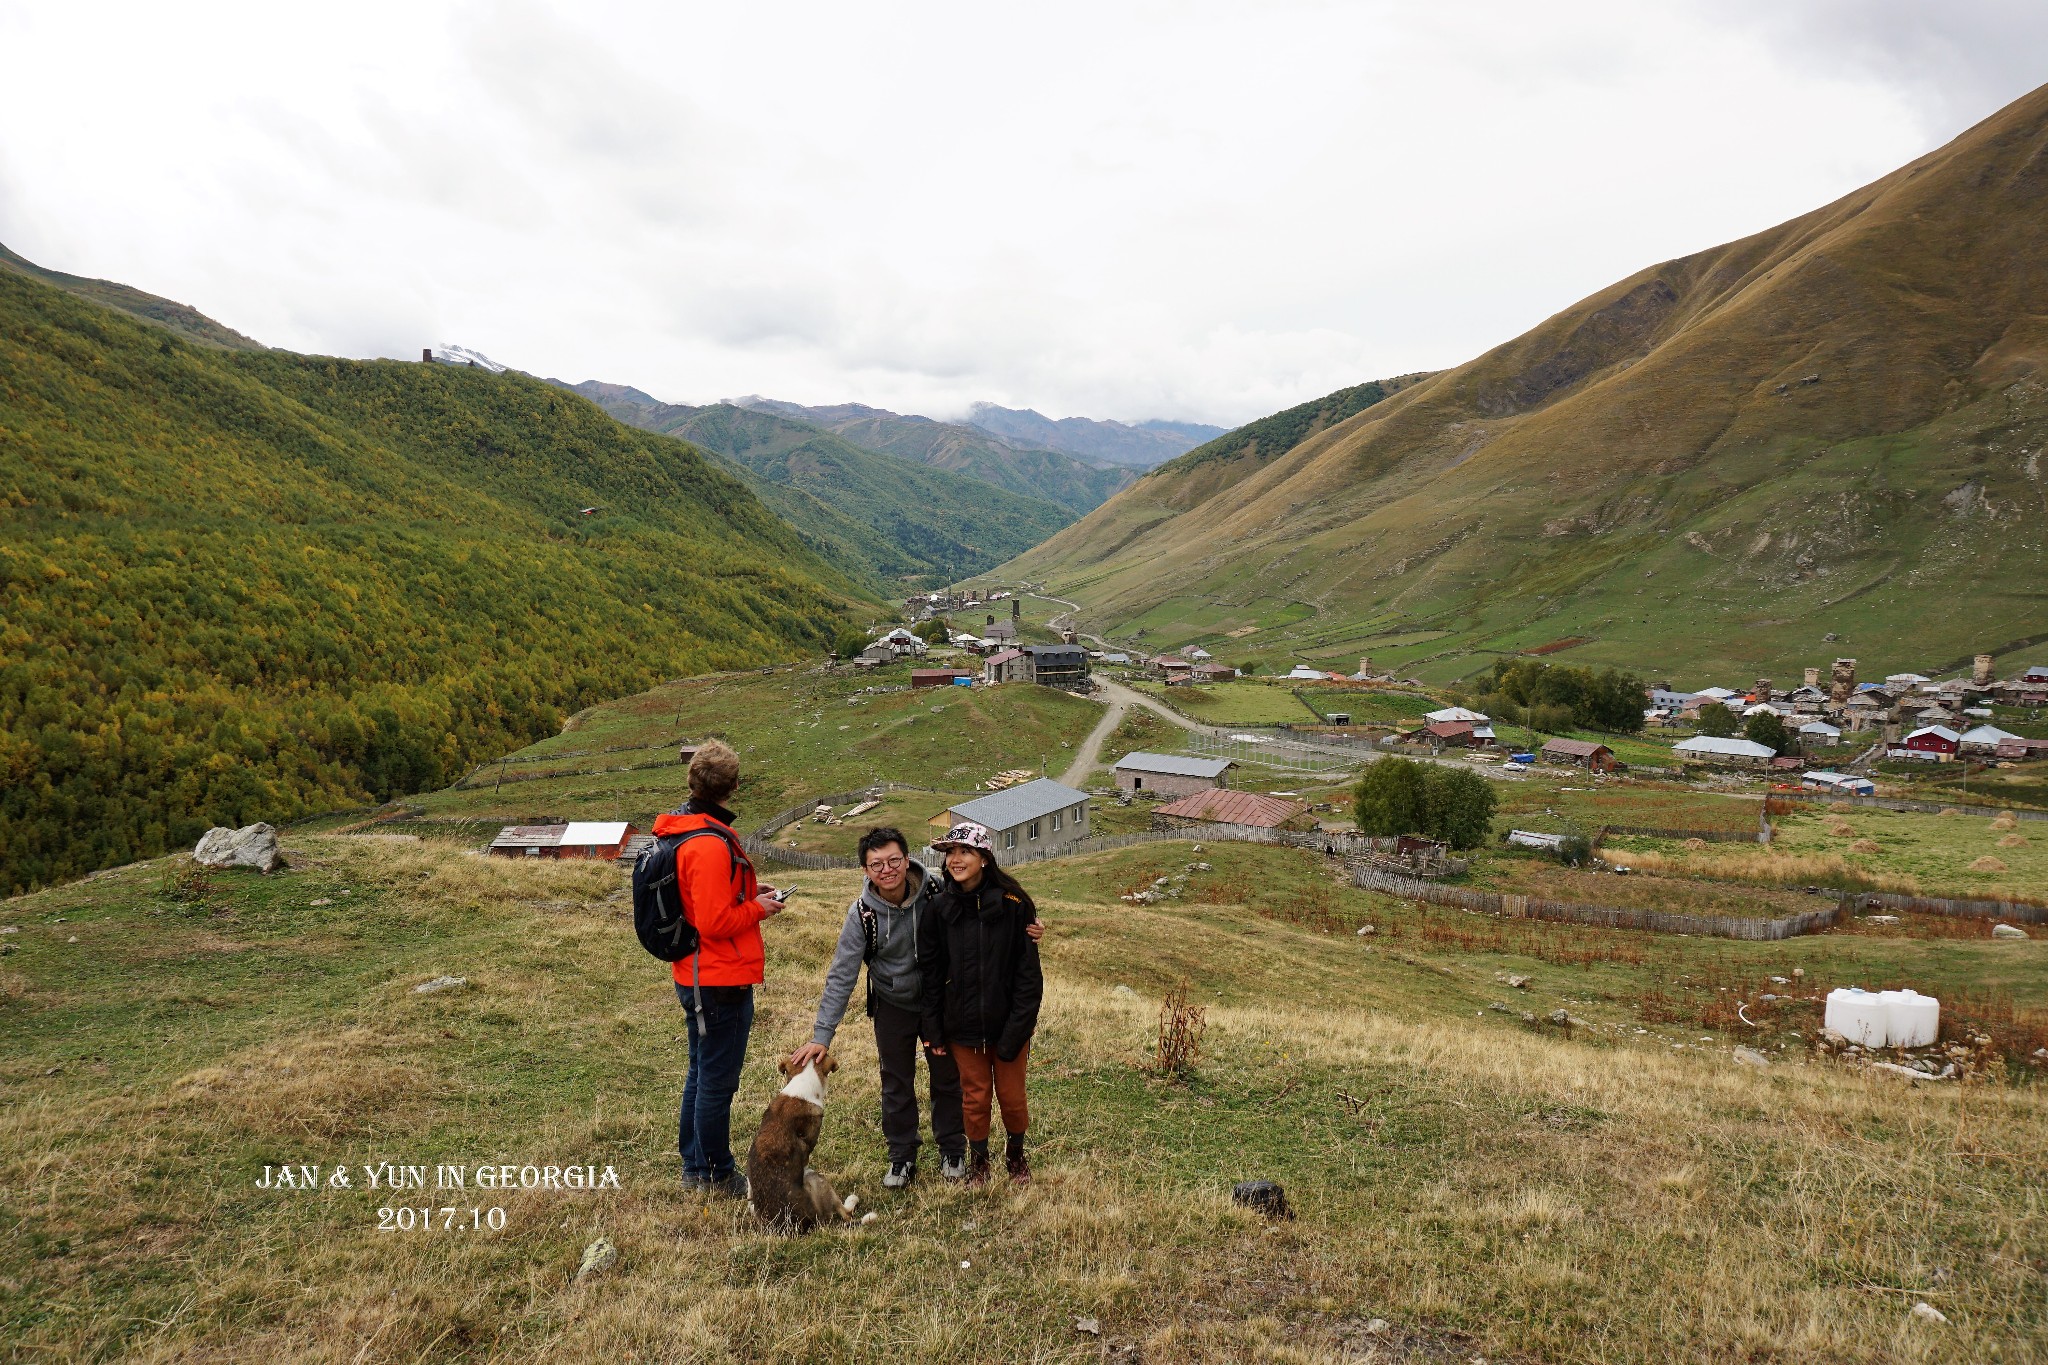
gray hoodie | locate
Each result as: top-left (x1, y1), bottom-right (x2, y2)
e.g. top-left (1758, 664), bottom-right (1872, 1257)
top-left (810, 860), bottom-right (936, 1047)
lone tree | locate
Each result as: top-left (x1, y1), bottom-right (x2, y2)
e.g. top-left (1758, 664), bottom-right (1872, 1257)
top-left (1744, 709), bottom-right (1794, 756)
top-left (1695, 702), bottom-right (1738, 738)
top-left (1352, 758), bottom-right (1498, 851)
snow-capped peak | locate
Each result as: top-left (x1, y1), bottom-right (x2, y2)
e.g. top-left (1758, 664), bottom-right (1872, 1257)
top-left (430, 344), bottom-right (507, 373)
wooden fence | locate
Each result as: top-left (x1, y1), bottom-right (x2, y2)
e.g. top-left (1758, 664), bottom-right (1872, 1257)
top-left (1347, 867), bottom-right (1848, 942)
top-left (1852, 891), bottom-right (2048, 925)
top-left (1768, 790), bottom-right (2048, 821)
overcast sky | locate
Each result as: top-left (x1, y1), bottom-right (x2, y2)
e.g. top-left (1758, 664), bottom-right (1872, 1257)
top-left (3, 2), bottom-right (2042, 426)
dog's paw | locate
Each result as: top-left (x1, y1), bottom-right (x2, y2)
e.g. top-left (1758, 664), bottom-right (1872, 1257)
top-left (859, 1211), bottom-right (878, 1225)
top-left (842, 1193), bottom-right (859, 1212)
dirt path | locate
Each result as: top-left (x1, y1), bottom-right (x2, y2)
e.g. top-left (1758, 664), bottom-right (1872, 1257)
top-left (1058, 691), bottom-right (1131, 785)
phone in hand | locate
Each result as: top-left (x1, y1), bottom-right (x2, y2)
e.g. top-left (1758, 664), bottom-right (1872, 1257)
top-left (767, 883), bottom-right (795, 902)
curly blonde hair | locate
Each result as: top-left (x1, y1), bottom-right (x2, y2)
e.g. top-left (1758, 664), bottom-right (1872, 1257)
top-left (688, 738), bottom-right (741, 804)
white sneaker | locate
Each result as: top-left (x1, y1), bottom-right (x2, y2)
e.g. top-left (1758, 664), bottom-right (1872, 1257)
top-left (939, 1153), bottom-right (968, 1181)
top-left (883, 1160), bottom-right (916, 1189)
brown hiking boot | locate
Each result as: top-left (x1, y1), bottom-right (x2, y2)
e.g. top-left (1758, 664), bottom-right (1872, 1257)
top-left (964, 1153), bottom-right (991, 1189)
top-left (1006, 1151), bottom-right (1031, 1186)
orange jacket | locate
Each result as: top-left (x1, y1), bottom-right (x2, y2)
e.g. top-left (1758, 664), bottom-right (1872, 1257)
top-left (653, 805), bottom-right (770, 988)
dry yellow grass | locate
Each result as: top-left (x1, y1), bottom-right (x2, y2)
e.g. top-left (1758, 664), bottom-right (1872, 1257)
top-left (5, 833), bottom-right (2046, 1363)
top-left (1602, 843), bottom-right (1921, 894)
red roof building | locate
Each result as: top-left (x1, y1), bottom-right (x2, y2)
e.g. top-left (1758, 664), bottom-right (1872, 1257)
top-left (1151, 787), bottom-right (1310, 830)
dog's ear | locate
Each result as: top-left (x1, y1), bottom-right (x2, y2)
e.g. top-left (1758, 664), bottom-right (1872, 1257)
top-left (778, 1053), bottom-right (797, 1078)
top-left (821, 1051), bottom-right (840, 1078)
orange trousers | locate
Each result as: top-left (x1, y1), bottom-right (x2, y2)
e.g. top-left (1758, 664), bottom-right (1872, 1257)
top-left (953, 1042), bottom-right (1030, 1140)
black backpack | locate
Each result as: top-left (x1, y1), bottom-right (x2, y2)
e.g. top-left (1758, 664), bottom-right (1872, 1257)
top-left (631, 825), bottom-right (743, 962)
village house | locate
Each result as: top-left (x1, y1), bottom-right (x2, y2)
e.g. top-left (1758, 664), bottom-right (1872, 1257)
top-left (1996, 736), bottom-right (2048, 761)
top-left (1539, 737), bottom-right (1616, 771)
top-left (1191, 662), bottom-right (1237, 682)
top-left (1840, 692), bottom-right (1889, 732)
top-left (1113, 752), bottom-right (1235, 797)
top-left (912, 668), bottom-right (975, 689)
top-left (983, 620), bottom-right (1018, 642)
top-left (1151, 787), bottom-right (1310, 832)
top-left (1425, 719), bottom-right (1494, 748)
top-left (939, 779), bottom-right (1092, 857)
top-left (1957, 724), bottom-right (2019, 756)
top-left (1801, 771), bottom-right (1875, 797)
top-left (1022, 644), bottom-right (1090, 691)
top-left (1994, 665), bottom-right (2048, 707)
top-left (1798, 720), bottom-right (1842, 745)
top-left (982, 648), bottom-right (1028, 684)
top-left (1673, 736), bottom-right (1777, 769)
top-left (1890, 725), bottom-right (1960, 761)
top-left (488, 821), bottom-right (637, 860)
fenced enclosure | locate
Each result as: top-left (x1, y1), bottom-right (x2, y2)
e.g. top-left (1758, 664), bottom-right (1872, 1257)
top-left (1349, 867), bottom-right (1849, 942)
top-left (1184, 731), bottom-right (1365, 775)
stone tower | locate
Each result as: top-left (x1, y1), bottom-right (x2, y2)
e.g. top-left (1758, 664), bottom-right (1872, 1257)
top-left (1973, 654), bottom-right (1994, 686)
top-left (1804, 666), bottom-right (1821, 689)
top-left (1830, 658), bottom-right (1857, 705)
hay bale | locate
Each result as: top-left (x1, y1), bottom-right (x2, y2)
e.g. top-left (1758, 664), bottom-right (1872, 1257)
top-left (1827, 822), bottom-right (1855, 838)
top-left (1939, 807), bottom-right (1962, 816)
top-left (1683, 837), bottom-right (1707, 852)
top-left (1851, 839), bottom-right (1881, 854)
top-left (1969, 855), bottom-right (2008, 873)
top-left (1990, 812), bottom-right (2017, 831)
top-left (1828, 801), bottom-right (1855, 812)
top-left (1997, 833), bottom-right (2026, 849)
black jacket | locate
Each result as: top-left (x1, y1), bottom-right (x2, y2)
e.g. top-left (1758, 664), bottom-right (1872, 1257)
top-left (918, 873), bottom-right (1043, 1062)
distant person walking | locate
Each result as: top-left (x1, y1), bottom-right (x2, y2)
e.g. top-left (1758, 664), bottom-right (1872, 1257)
top-left (919, 822), bottom-right (1044, 1187)
top-left (656, 739), bottom-right (788, 1196)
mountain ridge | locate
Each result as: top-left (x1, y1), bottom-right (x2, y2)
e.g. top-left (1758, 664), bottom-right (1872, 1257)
top-left (964, 401), bottom-right (1225, 467)
top-left (1001, 82), bottom-right (2048, 684)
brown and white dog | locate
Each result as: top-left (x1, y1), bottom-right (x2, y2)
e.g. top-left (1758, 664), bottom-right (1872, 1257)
top-left (746, 1051), bottom-right (861, 1232)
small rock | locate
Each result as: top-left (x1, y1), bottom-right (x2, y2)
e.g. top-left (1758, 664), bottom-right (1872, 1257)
top-left (2033, 1047), bottom-right (2048, 1060)
top-left (1519, 1011), bottom-right (1536, 1024)
top-left (309, 898), bottom-right (333, 907)
top-left (1548, 1009), bottom-right (1571, 1026)
top-left (1488, 1001), bottom-right (1510, 1013)
top-left (1992, 923), bottom-right (2028, 939)
top-left (575, 1236), bottom-right (617, 1280)
top-left (1356, 924), bottom-right (1376, 936)
top-left (1910, 1301), bottom-right (1948, 1325)
top-left (0, 943), bottom-right (13, 956)
top-left (1792, 968), bottom-right (1804, 979)
top-left (67, 935), bottom-right (78, 944)
top-left (1819, 1028), bottom-right (1849, 1048)
top-left (859, 1211), bottom-right (877, 1225)
top-left (1733, 1047), bottom-right (1771, 1069)
top-left (1112, 985), bottom-right (1137, 999)
top-left (1506, 974), bottom-right (1531, 989)
top-left (1363, 1318), bottom-right (1391, 1335)
top-left (1768, 975), bottom-right (1788, 985)
top-left (1231, 1180), bottom-right (1294, 1219)
top-left (960, 1260), bottom-right (972, 1269)
top-left (1, 926), bottom-right (17, 934)
top-left (193, 823), bottom-right (285, 874)
top-left (1867, 914), bottom-right (1902, 925)
top-left (1075, 1317), bottom-right (1101, 1336)
top-left (412, 976), bottom-right (468, 995)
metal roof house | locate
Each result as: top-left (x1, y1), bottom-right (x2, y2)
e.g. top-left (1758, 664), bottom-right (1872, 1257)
top-left (488, 821), bottom-right (637, 859)
top-left (1673, 736), bottom-right (1776, 767)
top-left (1022, 644), bottom-right (1090, 691)
top-left (1113, 752), bottom-right (1234, 796)
top-left (1151, 788), bottom-right (1308, 831)
top-left (941, 778), bottom-right (1093, 857)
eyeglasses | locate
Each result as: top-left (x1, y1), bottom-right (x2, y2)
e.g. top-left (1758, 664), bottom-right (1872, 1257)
top-left (865, 856), bottom-right (907, 872)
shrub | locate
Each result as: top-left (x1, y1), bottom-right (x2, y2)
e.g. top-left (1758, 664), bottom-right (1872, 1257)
top-left (158, 857), bottom-right (214, 903)
top-left (1154, 977), bottom-right (1206, 1082)
top-left (1554, 833), bottom-right (1594, 867)
top-left (1696, 703), bottom-right (1738, 738)
top-left (1744, 710), bottom-right (1793, 755)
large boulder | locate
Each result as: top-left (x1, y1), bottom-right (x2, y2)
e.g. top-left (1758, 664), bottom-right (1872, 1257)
top-left (193, 823), bottom-right (284, 873)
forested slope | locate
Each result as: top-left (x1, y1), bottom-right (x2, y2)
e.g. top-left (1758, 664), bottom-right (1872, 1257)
top-left (0, 266), bottom-right (863, 892)
top-left (568, 386), bottom-right (1072, 589)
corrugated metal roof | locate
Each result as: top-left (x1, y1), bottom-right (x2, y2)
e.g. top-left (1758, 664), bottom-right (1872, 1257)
top-left (1153, 788), bottom-right (1305, 828)
top-left (1113, 752), bottom-right (1234, 778)
top-left (1541, 738), bottom-right (1610, 757)
top-left (948, 778), bottom-right (1091, 833)
top-left (560, 821), bottom-right (631, 846)
top-left (1903, 725), bottom-right (1961, 743)
top-left (1673, 737), bottom-right (1775, 757)
top-left (491, 824), bottom-right (566, 849)
top-left (985, 648), bottom-right (1023, 665)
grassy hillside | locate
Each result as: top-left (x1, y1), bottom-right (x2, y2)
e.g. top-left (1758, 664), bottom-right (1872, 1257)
top-left (567, 387), bottom-right (1074, 590)
top-left (0, 239), bottom-right (264, 351)
top-left (736, 397), bottom-right (1133, 515)
top-left (1005, 84), bottom-right (2048, 687)
top-left (5, 827), bottom-right (2042, 1362)
top-left (398, 661), bottom-right (1105, 831)
top-left (0, 266), bottom-right (865, 893)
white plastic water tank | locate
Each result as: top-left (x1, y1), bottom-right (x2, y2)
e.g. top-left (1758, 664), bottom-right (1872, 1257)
top-left (1825, 987), bottom-right (1888, 1046)
top-left (1888, 989), bottom-right (1940, 1048)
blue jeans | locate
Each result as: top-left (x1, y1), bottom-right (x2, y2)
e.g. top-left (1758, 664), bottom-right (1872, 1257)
top-left (677, 983), bottom-right (754, 1181)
